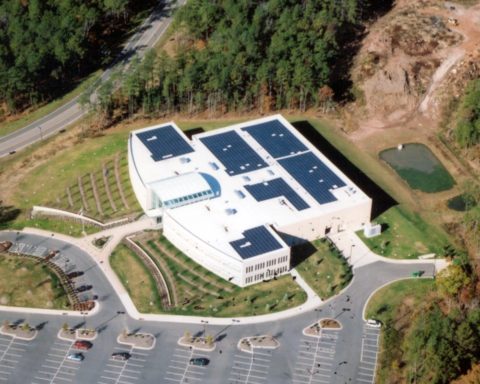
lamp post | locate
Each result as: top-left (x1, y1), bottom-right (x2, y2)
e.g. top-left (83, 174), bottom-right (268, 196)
top-left (38, 125), bottom-right (43, 140)
top-left (200, 320), bottom-right (208, 337)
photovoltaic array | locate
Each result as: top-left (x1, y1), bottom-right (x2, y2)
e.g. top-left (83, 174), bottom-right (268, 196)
top-left (136, 126), bottom-right (194, 161)
top-left (230, 226), bottom-right (283, 259)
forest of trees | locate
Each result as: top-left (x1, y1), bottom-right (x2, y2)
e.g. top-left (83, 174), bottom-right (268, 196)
top-left (0, 0), bottom-right (154, 113)
top-left (455, 78), bottom-right (480, 148)
top-left (87, 0), bottom-right (389, 121)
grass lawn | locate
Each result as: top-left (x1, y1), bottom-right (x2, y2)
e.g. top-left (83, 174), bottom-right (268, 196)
top-left (0, 253), bottom-right (70, 309)
top-left (110, 244), bottom-right (163, 313)
top-left (358, 205), bottom-right (451, 259)
top-left (365, 279), bottom-right (436, 384)
top-left (295, 239), bottom-right (352, 299)
top-left (113, 234), bottom-right (307, 317)
top-left (0, 71), bottom-right (101, 138)
top-left (7, 217), bottom-right (98, 238)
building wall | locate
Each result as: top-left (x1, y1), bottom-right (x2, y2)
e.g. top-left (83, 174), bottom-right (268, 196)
top-left (163, 211), bottom-right (289, 287)
top-left (276, 199), bottom-right (372, 244)
top-left (128, 136), bottom-right (149, 213)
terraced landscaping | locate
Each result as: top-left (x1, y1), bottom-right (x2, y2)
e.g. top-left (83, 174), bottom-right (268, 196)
top-left (49, 153), bottom-right (140, 221)
top-left (112, 232), bottom-right (307, 317)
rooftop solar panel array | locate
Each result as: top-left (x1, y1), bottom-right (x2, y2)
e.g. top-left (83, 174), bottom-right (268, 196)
top-left (278, 152), bottom-right (346, 205)
top-left (230, 226), bottom-right (283, 259)
top-left (199, 131), bottom-right (268, 176)
top-left (136, 126), bottom-right (194, 162)
top-left (242, 119), bottom-right (308, 159)
top-left (244, 178), bottom-right (310, 211)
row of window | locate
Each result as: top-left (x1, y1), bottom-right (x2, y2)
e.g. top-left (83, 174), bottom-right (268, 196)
top-left (245, 265), bottom-right (289, 284)
top-left (246, 255), bottom-right (289, 275)
top-left (163, 190), bottom-right (212, 207)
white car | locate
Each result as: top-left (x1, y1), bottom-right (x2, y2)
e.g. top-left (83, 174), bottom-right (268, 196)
top-left (366, 319), bottom-right (382, 328)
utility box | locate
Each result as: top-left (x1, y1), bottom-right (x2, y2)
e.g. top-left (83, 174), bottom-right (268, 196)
top-left (364, 223), bottom-right (381, 238)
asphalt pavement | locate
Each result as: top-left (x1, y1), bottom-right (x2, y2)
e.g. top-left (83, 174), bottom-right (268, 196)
top-left (0, 232), bottom-right (437, 383)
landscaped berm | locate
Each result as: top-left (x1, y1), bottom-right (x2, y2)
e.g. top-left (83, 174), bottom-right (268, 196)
top-left (379, 143), bottom-right (455, 193)
top-left (111, 232), bottom-right (308, 317)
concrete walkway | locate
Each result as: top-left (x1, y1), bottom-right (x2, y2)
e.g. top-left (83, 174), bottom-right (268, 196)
top-left (1, 223), bottom-right (449, 326)
top-left (328, 230), bottom-right (449, 272)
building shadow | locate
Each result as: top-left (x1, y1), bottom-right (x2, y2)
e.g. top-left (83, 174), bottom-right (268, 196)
top-left (291, 120), bottom-right (396, 218)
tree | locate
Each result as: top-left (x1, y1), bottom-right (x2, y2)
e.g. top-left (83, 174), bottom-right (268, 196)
top-left (436, 264), bottom-right (471, 298)
top-left (0, 201), bottom-right (20, 229)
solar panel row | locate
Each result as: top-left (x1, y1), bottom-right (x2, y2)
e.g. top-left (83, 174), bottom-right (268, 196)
top-left (230, 226), bottom-right (283, 259)
top-left (137, 126), bottom-right (194, 162)
top-left (241, 119), bottom-right (308, 159)
top-left (278, 152), bottom-right (346, 205)
top-left (244, 178), bottom-right (310, 211)
top-left (199, 131), bottom-right (268, 176)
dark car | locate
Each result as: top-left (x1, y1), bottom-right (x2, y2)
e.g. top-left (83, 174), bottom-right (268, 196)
top-left (67, 271), bottom-right (84, 279)
top-left (73, 340), bottom-right (92, 350)
top-left (112, 352), bottom-right (131, 361)
top-left (75, 285), bottom-right (92, 293)
top-left (189, 357), bottom-right (209, 366)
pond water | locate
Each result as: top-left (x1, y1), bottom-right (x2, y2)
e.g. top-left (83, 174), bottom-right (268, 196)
top-left (379, 143), bottom-right (455, 193)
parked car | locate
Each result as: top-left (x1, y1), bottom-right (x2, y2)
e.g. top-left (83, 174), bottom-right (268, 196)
top-left (111, 352), bottom-right (131, 361)
top-left (189, 357), bottom-right (210, 366)
top-left (67, 353), bottom-right (84, 362)
top-left (67, 271), bottom-right (84, 279)
top-left (75, 285), bottom-right (92, 293)
top-left (366, 319), bottom-right (382, 328)
top-left (73, 340), bottom-right (92, 350)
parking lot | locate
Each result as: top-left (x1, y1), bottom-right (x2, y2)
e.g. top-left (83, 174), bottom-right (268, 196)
top-left (0, 335), bottom-right (29, 382)
top-left (98, 346), bottom-right (151, 384)
top-left (163, 346), bottom-right (213, 383)
top-left (292, 329), bottom-right (339, 384)
top-left (32, 340), bottom-right (81, 384)
top-left (355, 325), bottom-right (380, 384)
top-left (229, 349), bottom-right (273, 384)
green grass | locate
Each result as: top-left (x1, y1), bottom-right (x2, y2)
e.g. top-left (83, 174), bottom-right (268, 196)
top-left (295, 239), bottom-right (352, 299)
top-left (0, 71), bottom-right (101, 138)
top-left (8, 217), bottom-right (98, 238)
top-left (0, 253), bottom-right (70, 309)
top-left (358, 205), bottom-right (451, 259)
top-left (118, 234), bottom-right (307, 317)
top-left (110, 244), bottom-right (163, 313)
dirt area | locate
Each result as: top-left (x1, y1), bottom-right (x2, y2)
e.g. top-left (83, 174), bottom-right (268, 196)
top-left (339, 0), bottom-right (480, 236)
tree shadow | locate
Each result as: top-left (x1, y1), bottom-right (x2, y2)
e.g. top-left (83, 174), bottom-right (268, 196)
top-left (0, 202), bottom-right (21, 229)
top-left (291, 121), bottom-right (397, 218)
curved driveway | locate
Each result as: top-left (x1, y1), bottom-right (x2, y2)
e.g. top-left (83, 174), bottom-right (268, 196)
top-left (0, 231), bottom-right (439, 383)
top-left (0, 0), bottom-right (185, 158)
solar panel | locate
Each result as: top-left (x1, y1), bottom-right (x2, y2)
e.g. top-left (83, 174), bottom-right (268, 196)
top-left (278, 152), bottom-right (346, 205)
top-left (137, 126), bottom-right (194, 162)
top-left (200, 131), bottom-right (268, 176)
top-left (230, 226), bottom-right (283, 259)
top-left (244, 178), bottom-right (310, 211)
top-left (242, 119), bottom-right (308, 159)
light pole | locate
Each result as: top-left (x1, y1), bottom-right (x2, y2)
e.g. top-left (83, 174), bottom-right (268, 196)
top-left (200, 320), bottom-right (208, 337)
top-left (79, 208), bottom-right (86, 236)
top-left (38, 125), bottom-right (43, 140)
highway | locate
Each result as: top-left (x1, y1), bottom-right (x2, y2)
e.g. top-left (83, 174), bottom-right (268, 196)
top-left (0, 0), bottom-right (184, 158)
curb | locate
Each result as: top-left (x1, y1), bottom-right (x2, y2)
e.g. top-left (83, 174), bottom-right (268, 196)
top-left (117, 333), bottom-right (156, 351)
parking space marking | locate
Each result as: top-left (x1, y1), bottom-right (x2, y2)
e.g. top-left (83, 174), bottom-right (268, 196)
top-left (32, 340), bottom-right (84, 384)
top-left (292, 330), bottom-right (340, 384)
top-left (163, 347), bottom-right (213, 384)
top-left (355, 325), bottom-right (381, 384)
top-left (228, 349), bottom-right (273, 384)
top-left (0, 335), bottom-right (30, 382)
top-left (97, 346), bottom-right (151, 384)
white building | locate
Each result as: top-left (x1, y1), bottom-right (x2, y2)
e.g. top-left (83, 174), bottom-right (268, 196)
top-left (128, 115), bottom-right (371, 287)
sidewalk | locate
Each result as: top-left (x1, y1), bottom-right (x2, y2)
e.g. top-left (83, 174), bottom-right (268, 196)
top-left (0, 225), bottom-right (449, 326)
top-left (328, 230), bottom-right (449, 271)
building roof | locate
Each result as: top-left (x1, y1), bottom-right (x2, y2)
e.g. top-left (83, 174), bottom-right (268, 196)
top-left (129, 114), bottom-right (371, 261)
top-left (149, 173), bottom-right (213, 203)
